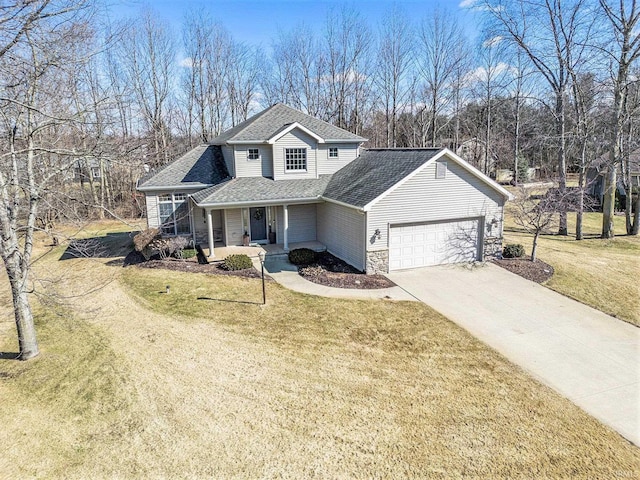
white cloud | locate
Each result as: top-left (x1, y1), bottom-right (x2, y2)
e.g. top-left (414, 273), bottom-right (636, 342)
top-left (465, 62), bottom-right (514, 83)
top-left (178, 57), bottom-right (193, 68)
top-left (483, 36), bottom-right (503, 48)
top-left (459, 0), bottom-right (479, 7)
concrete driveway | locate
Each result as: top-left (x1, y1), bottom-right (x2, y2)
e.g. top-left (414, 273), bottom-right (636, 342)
top-left (387, 263), bottom-right (640, 445)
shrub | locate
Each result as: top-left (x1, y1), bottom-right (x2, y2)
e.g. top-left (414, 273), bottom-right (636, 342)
top-left (503, 243), bottom-right (525, 258)
top-left (221, 254), bottom-right (253, 271)
top-left (288, 248), bottom-right (317, 265)
top-left (299, 264), bottom-right (324, 278)
top-left (181, 248), bottom-right (197, 259)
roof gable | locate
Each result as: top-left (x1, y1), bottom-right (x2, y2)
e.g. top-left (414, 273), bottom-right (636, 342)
top-left (323, 149), bottom-right (442, 208)
top-left (210, 103), bottom-right (366, 145)
top-left (323, 148), bottom-right (512, 210)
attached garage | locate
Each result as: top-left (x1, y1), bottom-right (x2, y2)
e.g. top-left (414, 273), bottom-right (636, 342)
top-left (322, 148), bottom-right (513, 274)
top-left (388, 218), bottom-right (481, 271)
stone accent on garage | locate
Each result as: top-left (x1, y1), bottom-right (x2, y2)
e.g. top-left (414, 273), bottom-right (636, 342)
top-left (483, 236), bottom-right (503, 260)
top-left (366, 250), bottom-right (389, 274)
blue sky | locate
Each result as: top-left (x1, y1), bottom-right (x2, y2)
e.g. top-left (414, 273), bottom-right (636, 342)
top-left (111, 0), bottom-right (478, 48)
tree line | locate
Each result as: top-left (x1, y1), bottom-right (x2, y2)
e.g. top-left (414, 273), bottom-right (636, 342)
top-left (1, 0), bottom-right (639, 358)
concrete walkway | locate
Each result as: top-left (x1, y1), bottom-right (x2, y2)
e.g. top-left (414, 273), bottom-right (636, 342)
top-left (257, 256), bottom-right (415, 301)
top-left (387, 263), bottom-right (640, 446)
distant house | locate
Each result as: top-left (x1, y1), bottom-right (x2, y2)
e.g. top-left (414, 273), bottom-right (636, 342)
top-left (74, 158), bottom-right (108, 183)
top-left (586, 151), bottom-right (640, 207)
top-left (137, 103), bottom-right (511, 273)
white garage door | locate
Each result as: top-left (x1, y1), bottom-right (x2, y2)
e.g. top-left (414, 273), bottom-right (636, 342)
top-left (389, 219), bottom-right (480, 271)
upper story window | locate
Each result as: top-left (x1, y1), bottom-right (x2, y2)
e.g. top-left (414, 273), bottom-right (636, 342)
top-left (285, 148), bottom-right (307, 171)
top-left (247, 148), bottom-right (260, 160)
top-left (436, 161), bottom-right (447, 179)
top-left (328, 147), bottom-right (338, 158)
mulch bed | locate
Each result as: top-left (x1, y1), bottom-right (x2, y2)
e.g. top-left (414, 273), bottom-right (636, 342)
top-left (298, 251), bottom-right (396, 290)
top-left (123, 251), bottom-right (262, 279)
top-left (493, 258), bottom-right (555, 284)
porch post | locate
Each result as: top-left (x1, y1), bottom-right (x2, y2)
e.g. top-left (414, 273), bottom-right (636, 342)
top-left (206, 209), bottom-right (215, 258)
top-left (283, 204), bottom-right (289, 252)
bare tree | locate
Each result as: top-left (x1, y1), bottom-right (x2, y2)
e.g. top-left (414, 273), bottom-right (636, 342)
top-left (324, 6), bottom-right (373, 131)
top-left (0, 0), bottom-right (93, 359)
top-left (375, 4), bottom-right (414, 147)
top-left (481, 0), bottom-right (594, 236)
top-left (120, 9), bottom-right (175, 167)
top-left (268, 24), bottom-right (328, 117)
top-left (417, 7), bottom-right (469, 147)
top-left (511, 187), bottom-right (560, 261)
top-left (598, 0), bottom-right (640, 236)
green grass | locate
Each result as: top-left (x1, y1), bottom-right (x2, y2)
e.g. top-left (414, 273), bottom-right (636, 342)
top-left (503, 210), bottom-right (640, 325)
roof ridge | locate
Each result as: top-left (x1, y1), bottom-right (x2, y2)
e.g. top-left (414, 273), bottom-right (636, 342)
top-left (223, 103), bottom-right (280, 142)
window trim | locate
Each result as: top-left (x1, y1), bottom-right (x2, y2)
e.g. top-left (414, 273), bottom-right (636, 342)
top-left (247, 148), bottom-right (260, 161)
top-left (436, 161), bottom-right (447, 179)
top-left (328, 147), bottom-right (339, 158)
top-left (284, 147), bottom-right (307, 172)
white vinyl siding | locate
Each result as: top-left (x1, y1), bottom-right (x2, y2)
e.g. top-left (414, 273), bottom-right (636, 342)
top-left (225, 208), bottom-right (243, 245)
top-left (317, 202), bottom-right (365, 271)
top-left (145, 194), bottom-right (160, 228)
top-left (194, 208), bottom-right (223, 245)
top-left (367, 158), bottom-right (505, 254)
top-left (273, 129), bottom-right (317, 180)
top-left (287, 204), bottom-right (317, 243)
top-left (318, 143), bottom-right (360, 175)
top-left (234, 145), bottom-right (273, 178)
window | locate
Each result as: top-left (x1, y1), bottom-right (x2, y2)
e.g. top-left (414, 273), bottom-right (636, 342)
top-left (247, 148), bottom-right (259, 160)
top-left (436, 161), bottom-right (447, 179)
top-left (329, 147), bottom-right (338, 158)
top-left (285, 148), bottom-right (307, 171)
top-left (91, 167), bottom-right (101, 179)
top-left (158, 193), bottom-right (191, 236)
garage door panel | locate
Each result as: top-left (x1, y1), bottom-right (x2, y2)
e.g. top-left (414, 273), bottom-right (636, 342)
top-left (389, 219), bottom-right (480, 271)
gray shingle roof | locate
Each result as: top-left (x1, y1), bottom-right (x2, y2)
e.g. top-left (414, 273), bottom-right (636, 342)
top-left (137, 145), bottom-right (229, 190)
top-left (323, 149), bottom-right (442, 208)
top-left (193, 175), bottom-right (333, 205)
top-left (210, 103), bottom-right (366, 144)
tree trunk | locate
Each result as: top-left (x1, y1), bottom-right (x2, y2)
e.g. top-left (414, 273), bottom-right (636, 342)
top-left (556, 92), bottom-right (568, 236)
top-left (531, 231), bottom-right (540, 262)
top-left (633, 183), bottom-right (640, 235)
top-left (8, 263), bottom-right (38, 360)
top-left (602, 164), bottom-right (616, 238)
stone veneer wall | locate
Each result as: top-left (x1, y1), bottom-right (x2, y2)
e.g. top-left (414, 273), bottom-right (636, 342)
top-left (366, 250), bottom-right (389, 275)
top-left (483, 236), bottom-right (503, 260)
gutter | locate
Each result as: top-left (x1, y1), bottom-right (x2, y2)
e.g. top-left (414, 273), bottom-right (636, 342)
top-left (137, 183), bottom-right (214, 192)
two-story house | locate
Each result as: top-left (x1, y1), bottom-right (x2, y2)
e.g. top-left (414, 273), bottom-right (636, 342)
top-left (137, 103), bottom-right (511, 274)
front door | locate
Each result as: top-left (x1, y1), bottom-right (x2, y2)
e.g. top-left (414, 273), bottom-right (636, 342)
top-left (249, 207), bottom-right (267, 242)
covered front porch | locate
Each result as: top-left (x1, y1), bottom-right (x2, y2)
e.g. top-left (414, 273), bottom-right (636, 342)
top-left (192, 202), bottom-right (321, 259)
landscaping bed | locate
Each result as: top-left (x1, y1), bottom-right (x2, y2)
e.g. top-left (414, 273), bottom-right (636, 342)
top-left (123, 250), bottom-right (262, 279)
top-left (493, 258), bottom-right (554, 283)
top-left (297, 251), bottom-right (395, 289)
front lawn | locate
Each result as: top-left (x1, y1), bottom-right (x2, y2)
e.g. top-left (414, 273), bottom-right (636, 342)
top-left (503, 210), bottom-right (640, 325)
top-left (1, 230), bottom-right (638, 478)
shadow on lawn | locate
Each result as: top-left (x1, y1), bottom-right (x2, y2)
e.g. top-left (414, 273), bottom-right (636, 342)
top-left (197, 296), bottom-right (262, 306)
top-left (59, 231), bottom-right (139, 261)
top-left (0, 352), bottom-right (21, 360)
